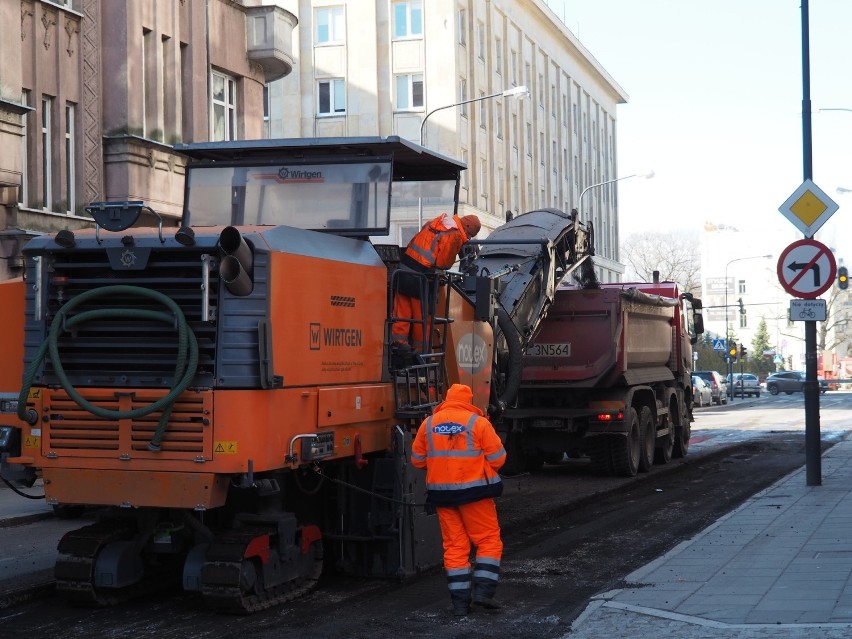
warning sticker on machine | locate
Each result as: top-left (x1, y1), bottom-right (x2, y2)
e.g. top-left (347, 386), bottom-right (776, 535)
top-left (320, 360), bottom-right (363, 373)
top-left (214, 441), bottom-right (238, 454)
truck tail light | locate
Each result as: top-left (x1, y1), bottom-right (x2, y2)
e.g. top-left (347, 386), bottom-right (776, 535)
top-left (595, 411), bottom-right (623, 422)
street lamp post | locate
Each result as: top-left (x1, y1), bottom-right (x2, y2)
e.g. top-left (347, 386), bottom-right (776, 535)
top-left (577, 171), bottom-right (655, 223)
top-left (724, 254), bottom-right (771, 398)
top-left (417, 85), bottom-right (528, 227)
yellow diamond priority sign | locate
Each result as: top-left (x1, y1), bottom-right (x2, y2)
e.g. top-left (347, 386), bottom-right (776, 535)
top-left (778, 179), bottom-right (838, 237)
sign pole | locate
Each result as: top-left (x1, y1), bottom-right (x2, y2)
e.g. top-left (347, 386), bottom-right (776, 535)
top-left (801, 0), bottom-right (821, 486)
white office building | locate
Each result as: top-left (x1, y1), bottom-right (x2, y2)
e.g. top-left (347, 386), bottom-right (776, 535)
top-left (266, 0), bottom-right (628, 282)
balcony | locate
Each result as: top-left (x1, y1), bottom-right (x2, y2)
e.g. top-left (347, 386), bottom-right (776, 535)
top-left (245, 3), bottom-right (298, 82)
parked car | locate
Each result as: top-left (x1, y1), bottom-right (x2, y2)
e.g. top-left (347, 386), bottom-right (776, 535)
top-left (692, 370), bottom-right (728, 405)
top-left (691, 375), bottom-right (713, 407)
top-left (726, 373), bottom-right (761, 397)
top-left (765, 371), bottom-right (828, 395)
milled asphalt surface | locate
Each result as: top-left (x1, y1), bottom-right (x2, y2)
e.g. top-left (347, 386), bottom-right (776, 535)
top-left (5, 421), bottom-right (852, 638)
top-left (565, 432), bottom-right (852, 638)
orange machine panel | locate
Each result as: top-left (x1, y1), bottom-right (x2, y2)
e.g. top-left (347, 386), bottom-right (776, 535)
top-left (442, 285), bottom-right (494, 413)
top-left (0, 278), bottom-right (25, 393)
top-left (268, 251), bottom-right (388, 387)
top-left (317, 384), bottom-right (393, 428)
top-left (42, 468), bottom-right (230, 509)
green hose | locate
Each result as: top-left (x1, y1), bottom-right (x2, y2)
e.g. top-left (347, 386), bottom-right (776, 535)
top-left (17, 285), bottom-right (199, 451)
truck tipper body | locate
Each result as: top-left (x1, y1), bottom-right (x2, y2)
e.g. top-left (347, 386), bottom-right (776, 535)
top-left (499, 280), bottom-right (702, 476)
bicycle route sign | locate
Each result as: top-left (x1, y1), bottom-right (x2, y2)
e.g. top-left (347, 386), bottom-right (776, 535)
top-left (776, 238), bottom-right (836, 299)
top-left (790, 299), bottom-right (826, 321)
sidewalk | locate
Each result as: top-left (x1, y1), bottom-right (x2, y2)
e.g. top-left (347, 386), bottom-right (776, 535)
top-left (566, 434), bottom-right (852, 638)
top-left (0, 479), bottom-right (53, 527)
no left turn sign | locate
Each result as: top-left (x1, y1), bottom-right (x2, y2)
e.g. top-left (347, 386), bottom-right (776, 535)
top-left (776, 238), bottom-right (836, 299)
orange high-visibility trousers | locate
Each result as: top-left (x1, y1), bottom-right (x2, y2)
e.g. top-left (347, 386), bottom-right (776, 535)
top-left (391, 292), bottom-right (425, 348)
top-left (436, 498), bottom-right (503, 570)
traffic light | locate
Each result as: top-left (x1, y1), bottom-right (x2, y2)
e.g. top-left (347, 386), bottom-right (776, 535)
top-left (728, 342), bottom-right (738, 359)
top-left (739, 343), bottom-right (747, 359)
top-left (839, 266), bottom-right (849, 291)
top-left (738, 298), bottom-right (746, 315)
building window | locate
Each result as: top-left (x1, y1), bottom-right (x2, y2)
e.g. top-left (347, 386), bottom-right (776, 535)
top-left (512, 114), bottom-right (518, 149)
top-left (461, 150), bottom-right (468, 189)
top-left (477, 21), bottom-right (485, 60)
top-left (539, 132), bottom-right (544, 165)
top-left (496, 101), bottom-right (503, 139)
top-left (458, 8), bottom-right (466, 45)
top-left (738, 279), bottom-right (746, 294)
top-left (316, 6), bottom-right (345, 44)
top-left (479, 92), bottom-right (486, 128)
top-left (459, 79), bottom-right (467, 117)
top-left (211, 71), bottom-right (237, 141)
top-left (41, 96), bottom-right (53, 212)
top-left (393, 0), bottom-right (422, 39)
top-left (498, 167), bottom-right (504, 204)
top-left (511, 50), bottom-right (518, 84)
top-left (65, 103), bottom-right (76, 215)
top-left (525, 122), bottom-right (532, 156)
top-left (263, 85), bottom-right (270, 137)
top-left (19, 91), bottom-right (29, 207)
top-left (495, 37), bottom-right (502, 73)
top-left (318, 79), bottom-right (346, 115)
top-left (480, 160), bottom-right (487, 197)
top-left (739, 314), bottom-right (748, 329)
top-left (538, 74), bottom-right (544, 105)
top-left (395, 74), bottom-right (423, 110)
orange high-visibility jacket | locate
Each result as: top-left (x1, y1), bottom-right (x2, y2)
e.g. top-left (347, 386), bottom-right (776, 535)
top-left (403, 213), bottom-right (470, 271)
top-left (411, 384), bottom-right (506, 506)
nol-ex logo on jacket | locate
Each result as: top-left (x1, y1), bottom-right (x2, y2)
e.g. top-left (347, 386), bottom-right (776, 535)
top-left (432, 422), bottom-right (466, 435)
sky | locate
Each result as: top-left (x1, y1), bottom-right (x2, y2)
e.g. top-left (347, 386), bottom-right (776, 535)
top-left (545, 0), bottom-right (852, 261)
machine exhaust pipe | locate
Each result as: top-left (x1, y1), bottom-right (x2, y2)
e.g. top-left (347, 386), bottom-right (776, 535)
top-left (219, 226), bottom-right (254, 296)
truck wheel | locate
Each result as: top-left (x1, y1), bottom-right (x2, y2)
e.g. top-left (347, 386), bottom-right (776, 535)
top-left (637, 406), bottom-right (656, 473)
top-left (587, 437), bottom-right (613, 475)
top-left (654, 416), bottom-right (674, 465)
top-left (610, 408), bottom-right (640, 477)
top-left (673, 420), bottom-right (690, 458)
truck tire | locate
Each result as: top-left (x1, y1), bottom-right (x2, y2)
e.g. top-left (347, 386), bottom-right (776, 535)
top-left (587, 437), bottom-right (613, 475)
top-left (673, 420), bottom-right (690, 458)
top-left (654, 414), bottom-right (674, 465)
top-left (610, 407), bottom-right (640, 477)
top-left (637, 406), bottom-right (656, 473)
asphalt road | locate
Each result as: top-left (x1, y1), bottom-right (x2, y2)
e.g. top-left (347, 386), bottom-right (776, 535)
top-left (1, 390), bottom-right (849, 639)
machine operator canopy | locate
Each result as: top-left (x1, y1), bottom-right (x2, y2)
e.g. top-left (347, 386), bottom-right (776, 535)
top-left (177, 136), bottom-right (465, 238)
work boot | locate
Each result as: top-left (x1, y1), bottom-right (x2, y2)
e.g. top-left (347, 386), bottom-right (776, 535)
top-left (390, 342), bottom-right (416, 369)
top-left (447, 568), bottom-right (471, 617)
top-left (472, 556), bottom-right (501, 610)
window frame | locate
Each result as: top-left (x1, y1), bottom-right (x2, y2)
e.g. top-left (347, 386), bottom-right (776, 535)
top-left (211, 70), bottom-right (237, 141)
top-left (315, 5), bottom-right (345, 45)
top-left (395, 73), bottom-right (424, 111)
top-left (317, 78), bottom-right (346, 116)
top-left (392, 0), bottom-right (423, 39)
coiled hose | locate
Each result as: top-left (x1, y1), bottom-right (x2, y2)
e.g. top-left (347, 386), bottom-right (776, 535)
top-left (17, 285), bottom-right (199, 451)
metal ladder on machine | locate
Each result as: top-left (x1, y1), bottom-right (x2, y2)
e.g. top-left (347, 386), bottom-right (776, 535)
top-left (387, 269), bottom-right (449, 422)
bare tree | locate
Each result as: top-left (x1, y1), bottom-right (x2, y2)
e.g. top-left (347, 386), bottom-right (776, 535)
top-left (818, 286), bottom-right (852, 355)
top-left (620, 229), bottom-right (701, 295)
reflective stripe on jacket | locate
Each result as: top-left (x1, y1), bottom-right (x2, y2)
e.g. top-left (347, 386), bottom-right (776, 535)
top-left (411, 398), bottom-right (506, 506)
top-left (403, 213), bottom-right (469, 271)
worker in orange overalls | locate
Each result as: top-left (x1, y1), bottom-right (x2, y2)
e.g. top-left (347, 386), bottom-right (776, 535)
top-left (391, 213), bottom-right (481, 354)
top-left (411, 383), bottom-right (506, 616)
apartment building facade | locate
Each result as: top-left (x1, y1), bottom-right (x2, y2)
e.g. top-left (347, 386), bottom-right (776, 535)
top-left (267, 0), bottom-right (628, 282)
top-left (0, 0), bottom-right (296, 279)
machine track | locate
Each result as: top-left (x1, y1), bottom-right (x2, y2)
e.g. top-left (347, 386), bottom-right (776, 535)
top-left (54, 518), bottom-right (173, 606)
top-left (200, 526), bottom-right (323, 614)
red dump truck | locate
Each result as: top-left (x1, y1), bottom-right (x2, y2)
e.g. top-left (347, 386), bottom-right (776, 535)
top-left (498, 279), bottom-right (703, 477)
